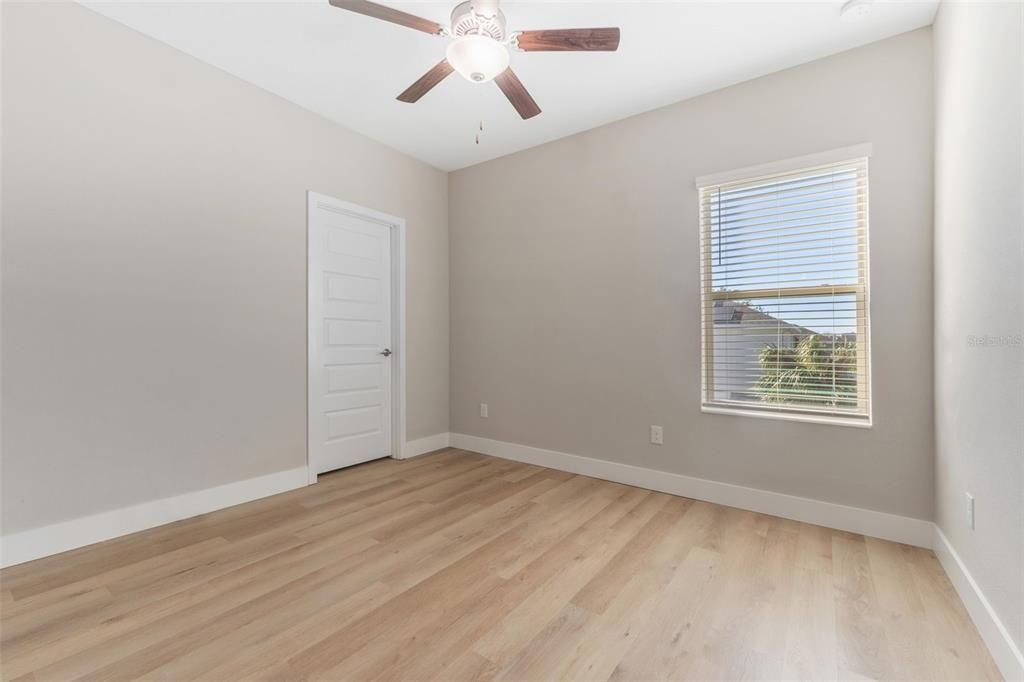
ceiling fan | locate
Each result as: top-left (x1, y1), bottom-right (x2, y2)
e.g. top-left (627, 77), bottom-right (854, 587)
top-left (328, 0), bottom-right (621, 119)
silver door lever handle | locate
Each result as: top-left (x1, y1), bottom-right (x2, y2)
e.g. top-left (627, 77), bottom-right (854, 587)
top-left (378, 348), bottom-right (392, 357)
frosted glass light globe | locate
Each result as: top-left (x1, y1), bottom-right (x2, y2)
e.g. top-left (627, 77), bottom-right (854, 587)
top-left (446, 35), bottom-right (509, 83)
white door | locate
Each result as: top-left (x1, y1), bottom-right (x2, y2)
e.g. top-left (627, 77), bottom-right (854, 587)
top-left (308, 193), bottom-right (394, 476)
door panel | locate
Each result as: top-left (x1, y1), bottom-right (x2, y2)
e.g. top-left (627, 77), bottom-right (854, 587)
top-left (309, 195), bottom-right (393, 476)
top-left (327, 364), bottom-right (382, 393)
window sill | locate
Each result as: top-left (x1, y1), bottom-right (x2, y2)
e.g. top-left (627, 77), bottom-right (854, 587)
top-left (701, 404), bottom-right (873, 429)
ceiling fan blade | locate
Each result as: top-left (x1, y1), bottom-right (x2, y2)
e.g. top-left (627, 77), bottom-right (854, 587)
top-left (328, 0), bottom-right (443, 35)
top-left (494, 68), bottom-right (541, 120)
top-left (515, 28), bottom-right (620, 52)
top-left (397, 60), bottom-right (454, 103)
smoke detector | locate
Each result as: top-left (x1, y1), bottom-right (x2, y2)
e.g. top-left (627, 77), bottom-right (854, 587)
top-left (840, 0), bottom-right (873, 21)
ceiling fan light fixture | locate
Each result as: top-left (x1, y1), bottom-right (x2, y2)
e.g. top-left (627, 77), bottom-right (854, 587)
top-left (445, 35), bottom-right (509, 83)
top-left (330, 0), bottom-right (620, 119)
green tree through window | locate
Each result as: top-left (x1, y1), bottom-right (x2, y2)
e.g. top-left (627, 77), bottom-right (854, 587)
top-left (753, 335), bottom-right (858, 408)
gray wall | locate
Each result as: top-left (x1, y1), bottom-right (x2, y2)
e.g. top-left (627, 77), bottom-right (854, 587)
top-left (934, 0), bottom-right (1024, 655)
top-left (1, 2), bottom-right (449, 535)
top-left (450, 29), bottom-right (935, 520)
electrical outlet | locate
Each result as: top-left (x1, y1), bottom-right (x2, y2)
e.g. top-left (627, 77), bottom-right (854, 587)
top-left (966, 492), bottom-right (975, 530)
top-left (650, 425), bottom-right (663, 445)
top-left (480, 403), bottom-right (489, 418)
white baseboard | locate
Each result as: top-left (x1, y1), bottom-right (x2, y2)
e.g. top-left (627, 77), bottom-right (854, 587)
top-left (933, 526), bottom-right (1024, 681)
top-left (449, 433), bottom-right (933, 548)
top-left (401, 432), bottom-right (452, 459)
top-left (2, 431), bottom-right (1015, 679)
top-left (0, 466), bottom-right (309, 568)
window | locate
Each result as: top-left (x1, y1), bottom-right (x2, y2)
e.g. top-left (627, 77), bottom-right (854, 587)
top-left (698, 149), bottom-right (871, 425)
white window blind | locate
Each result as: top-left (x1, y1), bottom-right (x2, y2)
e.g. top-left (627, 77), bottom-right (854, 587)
top-left (698, 156), bottom-right (871, 424)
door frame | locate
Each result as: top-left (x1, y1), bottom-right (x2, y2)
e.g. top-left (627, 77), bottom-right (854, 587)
top-left (306, 191), bottom-right (407, 485)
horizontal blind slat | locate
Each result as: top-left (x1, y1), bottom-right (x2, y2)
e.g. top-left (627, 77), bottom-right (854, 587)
top-left (706, 259), bottom-right (865, 277)
top-left (708, 207), bottom-right (867, 235)
top-left (706, 190), bottom-right (867, 219)
top-left (707, 226), bottom-right (865, 252)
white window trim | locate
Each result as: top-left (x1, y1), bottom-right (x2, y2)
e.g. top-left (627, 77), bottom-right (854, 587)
top-left (701, 405), bottom-right (873, 429)
top-left (696, 145), bottom-right (874, 428)
top-left (695, 143), bottom-right (873, 189)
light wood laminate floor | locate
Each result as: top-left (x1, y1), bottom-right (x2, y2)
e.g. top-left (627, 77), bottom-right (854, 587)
top-left (0, 449), bottom-right (1002, 681)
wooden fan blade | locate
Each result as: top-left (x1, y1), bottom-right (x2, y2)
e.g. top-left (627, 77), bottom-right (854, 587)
top-left (494, 68), bottom-right (541, 119)
top-left (328, 0), bottom-right (443, 35)
top-left (515, 27), bottom-right (620, 51)
top-left (397, 60), bottom-right (454, 103)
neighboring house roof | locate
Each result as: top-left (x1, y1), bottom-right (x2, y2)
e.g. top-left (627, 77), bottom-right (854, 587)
top-left (712, 300), bottom-right (815, 336)
top-left (712, 299), bottom-right (856, 342)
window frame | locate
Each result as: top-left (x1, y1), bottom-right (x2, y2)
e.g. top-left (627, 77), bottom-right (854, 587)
top-left (696, 145), bottom-right (873, 428)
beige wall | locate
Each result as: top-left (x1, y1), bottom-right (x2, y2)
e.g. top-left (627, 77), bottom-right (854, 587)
top-left (1, 2), bottom-right (449, 534)
top-left (450, 29), bottom-right (935, 520)
top-left (933, 0), bottom-right (1024, 655)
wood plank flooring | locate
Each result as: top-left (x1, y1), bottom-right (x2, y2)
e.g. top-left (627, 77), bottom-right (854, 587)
top-left (0, 448), bottom-right (1002, 681)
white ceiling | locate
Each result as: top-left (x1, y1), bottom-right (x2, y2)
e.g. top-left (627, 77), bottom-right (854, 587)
top-left (82, 0), bottom-right (938, 171)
